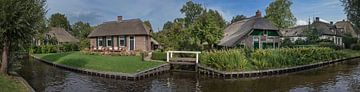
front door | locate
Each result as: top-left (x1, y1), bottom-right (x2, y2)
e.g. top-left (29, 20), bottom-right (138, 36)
top-left (129, 36), bottom-right (135, 50)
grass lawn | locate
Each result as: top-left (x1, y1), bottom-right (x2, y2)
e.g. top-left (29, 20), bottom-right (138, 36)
top-left (0, 75), bottom-right (27, 92)
top-left (34, 52), bottom-right (165, 74)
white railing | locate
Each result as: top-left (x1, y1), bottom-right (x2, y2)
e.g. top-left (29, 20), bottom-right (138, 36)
top-left (166, 51), bottom-right (201, 64)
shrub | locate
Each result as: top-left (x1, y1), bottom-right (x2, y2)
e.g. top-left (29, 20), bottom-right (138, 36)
top-left (251, 47), bottom-right (342, 69)
top-left (318, 42), bottom-right (340, 50)
top-left (200, 49), bottom-right (249, 71)
top-left (200, 47), bottom-right (348, 72)
top-left (30, 43), bottom-right (79, 54)
top-left (61, 43), bottom-right (79, 52)
top-left (351, 43), bottom-right (360, 50)
top-left (151, 51), bottom-right (167, 61)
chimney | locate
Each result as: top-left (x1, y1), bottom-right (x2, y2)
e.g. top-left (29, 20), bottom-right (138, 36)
top-left (117, 16), bottom-right (123, 22)
top-left (315, 17), bottom-right (320, 22)
top-left (255, 10), bottom-right (261, 17)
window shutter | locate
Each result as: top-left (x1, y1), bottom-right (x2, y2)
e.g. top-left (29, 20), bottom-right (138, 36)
top-left (103, 37), bottom-right (106, 46)
top-left (124, 36), bottom-right (127, 46)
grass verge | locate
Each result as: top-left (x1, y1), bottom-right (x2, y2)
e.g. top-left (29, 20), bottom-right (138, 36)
top-left (0, 75), bottom-right (27, 92)
top-left (34, 52), bottom-right (164, 74)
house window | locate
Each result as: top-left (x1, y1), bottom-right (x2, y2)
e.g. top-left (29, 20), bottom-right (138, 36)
top-left (97, 37), bottom-right (102, 47)
top-left (119, 36), bottom-right (126, 47)
top-left (253, 36), bottom-right (260, 49)
top-left (107, 37), bottom-right (112, 47)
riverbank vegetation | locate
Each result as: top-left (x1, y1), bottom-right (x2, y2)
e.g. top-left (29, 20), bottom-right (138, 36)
top-left (29, 43), bottom-right (79, 54)
top-left (34, 52), bottom-right (164, 74)
top-left (0, 75), bottom-right (27, 92)
top-left (200, 47), bottom-right (359, 71)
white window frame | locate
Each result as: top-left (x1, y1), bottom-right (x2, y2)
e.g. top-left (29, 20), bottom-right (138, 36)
top-left (119, 36), bottom-right (126, 47)
top-left (98, 37), bottom-right (103, 47)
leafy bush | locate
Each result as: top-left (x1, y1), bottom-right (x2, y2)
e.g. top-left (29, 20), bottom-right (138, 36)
top-left (151, 51), bottom-right (167, 61)
top-left (351, 43), bottom-right (360, 50)
top-left (62, 43), bottom-right (79, 52)
top-left (79, 38), bottom-right (90, 50)
top-left (294, 39), bottom-right (306, 45)
top-left (251, 47), bottom-right (342, 69)
top-left (200, 49), bottom-right (249, 71)
top-left (200, 47), bottom-right (348, 71)
top-left (30, 43), bottom-right (79, 54)
top-left (318, 42), bottom-right (340, 50)
top-left (30, 45), bottom-right (59, 54)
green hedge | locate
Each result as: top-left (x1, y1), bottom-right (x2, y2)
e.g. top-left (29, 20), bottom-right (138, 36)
top-left (151, 51), bottom-right (167, 61)
top-left (251, 47), bottom-right (344, 69)
top-left (351, 43), bottom-right (360, 50)
top-left (200, 47), bottom-right (348, 71)
top-left (30, 43), bottom-right (79, 54)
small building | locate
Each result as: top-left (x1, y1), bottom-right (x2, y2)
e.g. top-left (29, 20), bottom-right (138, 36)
top-left (88, 16), bottom-right (158, 51)
top-left (335, 20), bottom-right (359, 38)
top-left (281, 25), bottom-right (307, 42)
top-left (282, 17), bottom-right (344, 46)
top-left (218, 10), bottom-right (281, 49)
top-left (45, 27), bottom-right (79, 44)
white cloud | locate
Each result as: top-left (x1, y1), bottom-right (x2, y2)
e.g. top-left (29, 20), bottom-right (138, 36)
top-left (319, 18), bottom-right (330, 23)
top-left (296, 20), bottom-right (308, 25)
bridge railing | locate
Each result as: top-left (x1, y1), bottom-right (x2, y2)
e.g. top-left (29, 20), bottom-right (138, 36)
top-left (166, 51), bottom-right (201, 64)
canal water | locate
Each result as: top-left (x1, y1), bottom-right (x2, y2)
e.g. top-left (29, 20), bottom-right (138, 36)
top-left (17, 57), bottom-right (360, 92)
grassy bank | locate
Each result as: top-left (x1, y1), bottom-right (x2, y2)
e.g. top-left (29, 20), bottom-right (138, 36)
top-left (200, 47), bottom-right (360, 72)
top-left (0, 75), bottom-right (27, 92)
top-left (34, 52), bottom-right (164, 74)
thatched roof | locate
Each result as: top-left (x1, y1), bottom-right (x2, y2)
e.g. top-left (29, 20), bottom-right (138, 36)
top-left (46, 27), bottom-right (79, 43)
top-left (218, 15), bottom-right (279, 47)
top-left (282, 21), bottom-right (343, 37)
top-left (335, 20), bottom-right (357, 37)
top-left (151, 38), bottom-right (160, 45)
top-left (312, 21), bottom-right (344, 37)
top-left (88, 19), bottom-right (151, 37)
top-left (282, 25), bottom-right (307, 37)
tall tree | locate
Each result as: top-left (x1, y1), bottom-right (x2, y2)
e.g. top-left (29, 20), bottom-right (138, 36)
top-left (230, 15), bottom-right (247, 24)
top-left (0, 0), bottom-right (46, 74)
top-left (72, 21), bottom-right (92, 39)
top-left (341, 0), bottom-right (360, 33)
top-left (265, 0), bottom-right (296, 29)
top-left (188, 9), bottom-right (226, 50)
top-left (180, 1), bottom-right (204, 27)
top-left (71, 21), bottom-right (93, 49)
top-left (162, 21), bottom-right (173, 30)
top-left (48, 13), bottom-right (71, 32)
top-left (305, 26), bottom-right (320, 44)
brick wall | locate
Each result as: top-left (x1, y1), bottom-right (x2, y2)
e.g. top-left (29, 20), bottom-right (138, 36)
top-left (90, 38), bottom-right (96, 49)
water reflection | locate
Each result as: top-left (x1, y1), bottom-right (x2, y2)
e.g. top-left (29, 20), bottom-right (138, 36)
top-left (18, 58), bottom-right (360, 92)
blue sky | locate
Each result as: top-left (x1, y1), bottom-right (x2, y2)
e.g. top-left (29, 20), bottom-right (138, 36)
top-left (47, 0), bottom-right (346, 31)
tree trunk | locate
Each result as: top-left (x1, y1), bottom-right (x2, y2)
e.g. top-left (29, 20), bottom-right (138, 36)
top-left (0, 41), bottom-right (9, 74)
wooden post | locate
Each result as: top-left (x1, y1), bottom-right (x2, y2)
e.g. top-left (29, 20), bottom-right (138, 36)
top-left (166, 51), bottom-right (169, 62)
top-left (170, 52), bottom-right (173, 58)
top-left (196, 53), bottom-right (199, 64)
